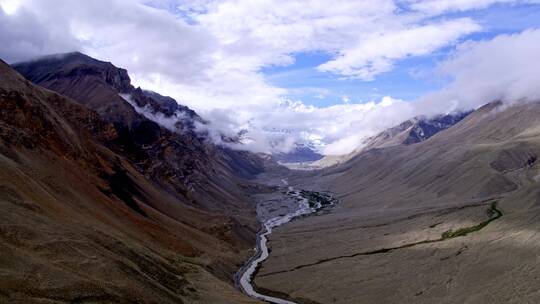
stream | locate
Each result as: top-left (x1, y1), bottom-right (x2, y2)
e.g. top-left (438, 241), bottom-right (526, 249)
top-left (236, 180), bottom-right (325, 303)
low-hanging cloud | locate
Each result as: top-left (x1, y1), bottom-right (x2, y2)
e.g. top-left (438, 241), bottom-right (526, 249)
top-left (190, 96), bottom-right (417, 155)
top-left (119, 93), bottom-right (197, 133)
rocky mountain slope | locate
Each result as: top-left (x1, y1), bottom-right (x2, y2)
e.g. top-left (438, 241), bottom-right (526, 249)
top-left (362, 111), bottom-right (471, 150)
top-left (14, 52), bottom-right (263, 214)
top-left (254, 100), bottom-right (540, 303)
top-left (0, 55), bottom-right (266, 303)
top-left (304, 111), bottom-right (471, 169)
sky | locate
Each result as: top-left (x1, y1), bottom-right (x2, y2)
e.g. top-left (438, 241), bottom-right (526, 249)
top-left (1, 0), bottom-right (540, 155)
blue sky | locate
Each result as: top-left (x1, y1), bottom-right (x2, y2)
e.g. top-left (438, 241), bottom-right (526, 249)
top-left (263, 51), bottom-right (444, 106)
top-left (261, 3), bottom-right (540, 107)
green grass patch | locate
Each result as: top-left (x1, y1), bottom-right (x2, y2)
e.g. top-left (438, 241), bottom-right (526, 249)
top-left (442, 202), bottom-right (502, 239)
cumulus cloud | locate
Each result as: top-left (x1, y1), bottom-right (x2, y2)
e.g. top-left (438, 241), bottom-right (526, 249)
top-left (0, 0), bottom-right (216, 87)
top-left (318, 18), bottom-right (481, 80)
top-left (181, 0), bottom-right (482, 81)
top-left (0, 2), bottom-right (79, 62)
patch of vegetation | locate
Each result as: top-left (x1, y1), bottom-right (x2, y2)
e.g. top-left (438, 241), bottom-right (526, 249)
top-left (442, 202), bottom-right (502, 239)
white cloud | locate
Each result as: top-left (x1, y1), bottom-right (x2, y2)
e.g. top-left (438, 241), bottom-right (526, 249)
top-left (189, 96), bottom-right (417, 155)
top-left (318, 18), bottom-right (481, 80)
top-left (418, 29), bottom-right (540, 111)
top-left (0, 1), bottom-right (79, 62)
top-left (181, 0), bottom-right (481, 81)
top-left (0, 0), bottom-right (21, 14)
top-left (0, 0), bottom-right (216, 82)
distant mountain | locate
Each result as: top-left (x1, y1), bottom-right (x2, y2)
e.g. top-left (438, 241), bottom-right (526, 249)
top-left (3, 53), bottom-right (266, 303)
top-left (363, 111), bottom-right (471, 150)
top-left (307, 111), bottom-right (471, 169)
top-left (272, 112), bottom-right (470, 168)
top-left (273, 143), bottom-right (323, 163)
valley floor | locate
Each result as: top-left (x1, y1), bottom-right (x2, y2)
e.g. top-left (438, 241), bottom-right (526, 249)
top-left (251, 167), bottom-right (540, 304)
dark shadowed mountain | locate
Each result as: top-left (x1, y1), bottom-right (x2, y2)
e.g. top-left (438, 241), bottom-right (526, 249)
top-left (1, 55), bottom-right (266, 303)
top-left (13, 52), bottom-right (263, 213)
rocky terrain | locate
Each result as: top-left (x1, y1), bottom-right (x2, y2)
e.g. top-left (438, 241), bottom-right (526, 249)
top-left (0, 54), bottom-right (269, 303)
